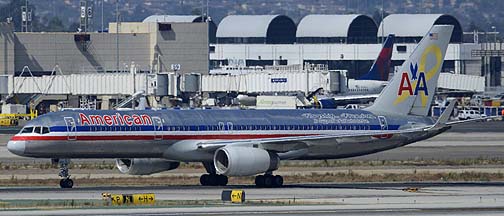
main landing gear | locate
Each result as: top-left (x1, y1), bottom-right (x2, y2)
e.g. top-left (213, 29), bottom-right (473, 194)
top-left (200, 174), bottom-right (228, 186)
top-left (200, 162), bottom-right (228, 186)
top-left (56, 159), bottom-right (74, 188)
top-left (255, 174), bottom-right (283, 188)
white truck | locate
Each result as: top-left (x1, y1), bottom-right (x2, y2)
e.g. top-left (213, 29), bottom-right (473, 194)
top-left (457, 109), bottom-right (486, 120)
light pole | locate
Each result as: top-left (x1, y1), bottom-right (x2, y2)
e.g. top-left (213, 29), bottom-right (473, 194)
top-left (380, 0), bottom-right (384, 43)
top-left (492, 26), bottom-right (497, 44)
top-left (101, 0), bottom-right (104, 33)
top-left (116, 0), bottom-right (119, 72)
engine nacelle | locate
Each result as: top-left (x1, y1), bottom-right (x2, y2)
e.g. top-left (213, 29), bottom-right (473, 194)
top-left (214, 146), bottom-right (279, 176)
top-left (116, 158), bottom-right (180, 175)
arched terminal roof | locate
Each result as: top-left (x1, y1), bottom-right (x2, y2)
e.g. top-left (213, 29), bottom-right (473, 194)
top-left (297, 14), bottom-right (377, 44)
top-left (377, 14), bottom-right (462, 43)
top-left (143, 15), bottom-right (204, 23)
top-left (216, 15), bottom-right (296, 44)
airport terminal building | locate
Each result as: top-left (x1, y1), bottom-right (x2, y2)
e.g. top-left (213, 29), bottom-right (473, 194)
top-left (0, 13), bottom-right (501, 109)
top-left (210, 14), bottom-right (489, 80)
top-left (0, 16), bottom-right (211, 76)
top-left (0, 13), bottom-right (499, 80)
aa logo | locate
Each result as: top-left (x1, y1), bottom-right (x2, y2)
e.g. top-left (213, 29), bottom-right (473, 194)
top-left (397, 63), bottom-right (428, 96)
top-left (393, 44), bottom-right (442, 107)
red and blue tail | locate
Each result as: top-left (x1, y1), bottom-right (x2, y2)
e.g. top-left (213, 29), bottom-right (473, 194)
top-left (358, 34), bottom-right (395, 81)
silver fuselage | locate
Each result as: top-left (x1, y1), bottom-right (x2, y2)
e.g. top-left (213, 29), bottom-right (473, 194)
top-left (7, 109), bottom-right (446, 162)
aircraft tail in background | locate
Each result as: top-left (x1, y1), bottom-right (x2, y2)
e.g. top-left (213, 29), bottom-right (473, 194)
top-left (365, 25), bottom-right (453, 117)
top-left (357, 34), bottom-right (395, 81)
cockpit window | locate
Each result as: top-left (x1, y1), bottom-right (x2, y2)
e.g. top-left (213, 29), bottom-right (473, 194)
top-left (20, 126), bottom-right (50, 134)
top-left (21, 127), bottom-right (34, 134)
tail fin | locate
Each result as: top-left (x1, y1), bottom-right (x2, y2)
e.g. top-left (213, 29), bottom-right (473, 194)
top-left (366, 25), bottom-right (453, 116)
top-left (358, 34), bottom-right (395, 81)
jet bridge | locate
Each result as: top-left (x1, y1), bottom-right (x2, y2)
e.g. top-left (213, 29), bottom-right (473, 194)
top-left (0, 73), bottom-right (176, 96)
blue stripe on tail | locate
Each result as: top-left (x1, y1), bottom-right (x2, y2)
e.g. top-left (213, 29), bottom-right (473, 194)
top-left (358, 34), bottom-right (395, 81)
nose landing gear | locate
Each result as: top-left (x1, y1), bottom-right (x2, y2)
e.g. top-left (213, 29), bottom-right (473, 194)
top-left (57, 159), bottom-right (73, 188)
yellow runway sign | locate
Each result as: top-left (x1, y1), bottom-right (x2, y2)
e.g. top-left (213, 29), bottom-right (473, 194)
top-left (109, 193), bottom-right (155, 205)
top-left (133, 193), bottom-right (155, 205)
top-left (222, 190), bottom-right (245, 203)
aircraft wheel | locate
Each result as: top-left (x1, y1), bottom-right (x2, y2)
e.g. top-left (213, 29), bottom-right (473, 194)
top-left (263, 175), bottom-right (273, 187)
top-left (207, 174), bottom-right (218, 186)
top-left (255, 175), bottom-right (265, 187)
top-left (255, 175), bottom-right (283, 188)
top-left (200, 174), bottom-right (210, 186)
top-left (59, 178), bottom-right (74, 188)
top-left (273, 175), bottom-right (284, 187)
top-left (200, 174), bottom-right (228, 186)
top-left (217, 175), bottom-right (228, 186)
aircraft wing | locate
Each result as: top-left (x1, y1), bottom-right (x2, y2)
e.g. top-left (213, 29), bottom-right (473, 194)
top-left (196, 97), bottom-right (458, 155)
top-left (332, 94), bottom-right (380, 101)
top-left (445, 116), bottom-right (500, 126)
top-left (196, 125), bottom-right (431, 154)
top-left (431, 99), bottom-right (501, 127)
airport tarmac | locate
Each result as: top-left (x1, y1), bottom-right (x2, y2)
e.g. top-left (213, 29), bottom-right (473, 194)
top-left (1, 182), bottom-right (504, 215)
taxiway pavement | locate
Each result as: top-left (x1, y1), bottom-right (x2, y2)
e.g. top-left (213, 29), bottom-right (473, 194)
top-left (1, 182), bottom-right (504, 215)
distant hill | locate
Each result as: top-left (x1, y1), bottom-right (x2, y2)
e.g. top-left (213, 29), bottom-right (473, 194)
top-left (2, 0), bottom-right (502, 38)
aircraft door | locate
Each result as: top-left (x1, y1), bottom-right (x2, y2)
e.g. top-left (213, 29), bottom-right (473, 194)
top-left (218, 122), bottom-right (225, 131)
top-left (226, 122), bottom-right (234, 133)
top-left (64, 117), bottom-right (77, 140)
top-left (378, 116), bottom-right (388, 130)
top-left (152, 117), bottom-right (163, 140)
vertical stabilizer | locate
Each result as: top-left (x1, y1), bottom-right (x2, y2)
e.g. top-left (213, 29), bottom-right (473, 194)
top-left (358, 34), bottom-right (395, 81)
top-left (365, 25), bottom-right (453, 116)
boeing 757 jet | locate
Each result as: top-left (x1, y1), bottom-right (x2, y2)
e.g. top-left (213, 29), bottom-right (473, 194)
top-left (9, 25), bottom-right (475, 188)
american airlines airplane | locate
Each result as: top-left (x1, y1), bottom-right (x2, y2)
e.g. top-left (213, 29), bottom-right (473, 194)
top-left (9, 25), bottom-right (469, 189)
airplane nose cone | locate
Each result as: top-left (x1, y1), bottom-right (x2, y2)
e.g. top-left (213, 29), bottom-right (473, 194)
top-left (7, 140), bottom-right (25, 156)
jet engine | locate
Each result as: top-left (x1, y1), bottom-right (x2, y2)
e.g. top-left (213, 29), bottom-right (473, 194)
top-left (213, 146), bottom-right (279, 176)
top-left (116, 158), bottom-right (180, 175)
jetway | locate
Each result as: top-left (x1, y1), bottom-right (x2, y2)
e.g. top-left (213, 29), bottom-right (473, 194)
top-left (0, 68), bottom-right (487, 101)
top-left (202, 70), bottom-right (346, 94)
top-left (0, 73), bottom-right (178, 96)
top-left (438, 73), bottom-right (485, 92)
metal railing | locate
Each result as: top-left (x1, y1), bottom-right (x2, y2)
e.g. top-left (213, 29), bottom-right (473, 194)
top-left (0, 109), bottom-right (38, 126)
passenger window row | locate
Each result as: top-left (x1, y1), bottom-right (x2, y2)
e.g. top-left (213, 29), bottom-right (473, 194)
top-left (19, 124), bottom-right (376, 134)
top-left (48, 124), bottom-right (375, 133)
top-left (89, 126), bottom-right (143, 132)
top-left (164, 124), bottom-right (372, 131)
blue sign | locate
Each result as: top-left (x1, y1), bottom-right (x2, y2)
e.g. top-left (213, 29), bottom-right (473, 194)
top-left (271, 78), bottom-right (287, 83)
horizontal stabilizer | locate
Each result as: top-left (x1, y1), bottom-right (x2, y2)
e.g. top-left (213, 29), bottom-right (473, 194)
top-left (435, 99), bottom-right (456, 125)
